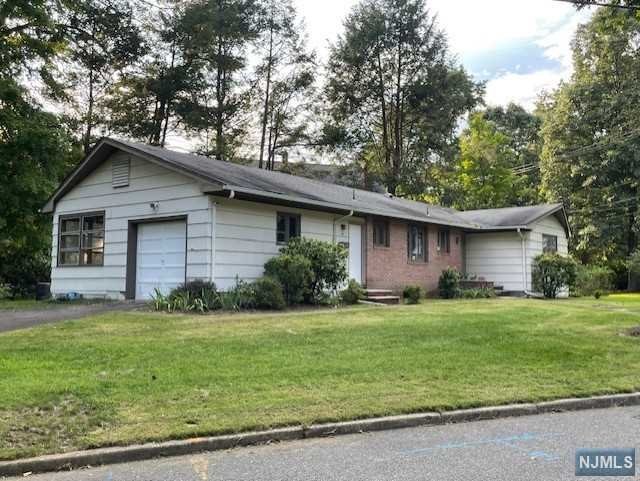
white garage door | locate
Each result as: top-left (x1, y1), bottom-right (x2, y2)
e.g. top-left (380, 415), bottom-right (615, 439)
top-left (136, 221), bottom-right (186, 300)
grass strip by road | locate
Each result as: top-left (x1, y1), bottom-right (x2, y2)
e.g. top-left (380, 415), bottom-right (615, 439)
top-left (1, 296), bottom-right (639, 460)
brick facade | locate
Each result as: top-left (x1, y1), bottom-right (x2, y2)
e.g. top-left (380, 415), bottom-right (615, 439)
top-left (365, 217), bottom-right (464, 294)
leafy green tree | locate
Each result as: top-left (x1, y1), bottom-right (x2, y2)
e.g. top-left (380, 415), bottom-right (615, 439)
top-left (0, 81), bottom-right (80, 296)
top-left (452, 112), bottom-right (519, 210)
top-left (539, 6), bottom-right (640, 265)
top-left (324, 0), bottom-right (482, 196)
top-left (485, 103), bottom-right (543, 204)
top-left (255, 0), bottom-right (315, 170)
top-left (61, 0), bottom-right (145, 152)
top-left (177, 0), bottom-right (262, 160)
top-left (105, 1), bottom-right (197, 147)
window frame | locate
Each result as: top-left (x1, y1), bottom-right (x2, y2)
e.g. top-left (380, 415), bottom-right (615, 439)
top-left (542, 234), bottom-right (558, 254)
top-left (407, 224), bottom-right (428, 263)
top-left (372, 219), bottom-right (390, 248)
top-left (437, 229), bottom-right (451, 255)
top-left (57, 211), bottom-right (105, 267)
top-left (276, 212), bottom-right (301, 245)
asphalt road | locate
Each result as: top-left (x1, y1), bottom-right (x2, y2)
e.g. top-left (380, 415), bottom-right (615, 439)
top-left (6, 406), bottom-right (640, 481)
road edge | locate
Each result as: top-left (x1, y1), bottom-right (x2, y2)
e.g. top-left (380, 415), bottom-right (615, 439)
top-left (2, 392), bottom-right (639, 477)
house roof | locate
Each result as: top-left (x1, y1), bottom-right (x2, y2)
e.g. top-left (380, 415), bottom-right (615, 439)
top-left (42, 138), bottom-right (569, 235)
top-left (456, 204), bottom-right (570, 235)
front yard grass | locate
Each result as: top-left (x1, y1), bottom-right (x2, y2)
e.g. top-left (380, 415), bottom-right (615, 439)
top-left (1, 296), bottom-right (639, 460)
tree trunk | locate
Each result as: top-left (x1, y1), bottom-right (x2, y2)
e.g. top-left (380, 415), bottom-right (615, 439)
top-left (391, 34), bottom-right (403, 195)
top-left (259, 23), bottom-right (274, 169)
top-left (215, 37), bottom-right (225, 160)
top-left (83, 67), bottom-right (95, 154)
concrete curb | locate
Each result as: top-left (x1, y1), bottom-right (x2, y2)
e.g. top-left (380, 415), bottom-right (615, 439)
top-left (2, 392), bottom-right (639, 477)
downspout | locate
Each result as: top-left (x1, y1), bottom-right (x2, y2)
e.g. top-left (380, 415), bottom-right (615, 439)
top-left (517, 228), bottom-right (529, 295)
top-left (228, 189), bottom-right (235, 199)
top-left (333, 210), bottom-right (354, 243)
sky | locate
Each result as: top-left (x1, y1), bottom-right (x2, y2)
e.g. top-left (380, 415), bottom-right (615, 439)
top-left (296, 0), bottom-right (594, 110)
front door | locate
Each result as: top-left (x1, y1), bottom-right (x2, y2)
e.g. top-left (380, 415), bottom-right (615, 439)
top-left (348, 224), bottom-right (362, 283)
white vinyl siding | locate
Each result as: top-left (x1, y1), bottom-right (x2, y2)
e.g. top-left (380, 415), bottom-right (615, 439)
top-left (464, 214), bottom-right (569, 294)
top-left (213, 198), bottom-right (360, 290)
top-left (50, 152), bottom-right (212, 299)
top-left (465, 232), bottom-right (525, 292)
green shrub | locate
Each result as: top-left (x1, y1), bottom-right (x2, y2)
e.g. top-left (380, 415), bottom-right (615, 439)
top-left (340, 279), bottom-right (365, 305)
top-left (403, 285), bottom-right (422, 304)
top-left (0, 283), bottom-right (10, 300)
top-left (532, 253), bottom-right (577, 299)
top-left (278, 237), bottom-right (348, 303)
top-left (459, 287), bottom-right (496, 299)
top-left (252, 277), bottom-right (286, 310)
top-left (264, 254), bottom-right (312, 305)
top-left (438, 267), bottom-right (461, 299)
top-left (219, 279), bottom-right (256, 311)
top-left (575, 265), bottom-right (614, 298)
top-left (151, 280), bottom-right (222, 313)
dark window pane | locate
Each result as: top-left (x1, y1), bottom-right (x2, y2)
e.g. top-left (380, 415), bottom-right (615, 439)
top-left (61, 218), bottom-right (80, 233)
top-left (277, 231), bottom-right (286, 243)
top-left (277, 215), bottom-right (286, 234)
top-left (61, 234), bottom-right (80, 249)
top-left (289, 216), bottom-right (299, 238)
top-left (60, 251), bottom-right (79, 265)
top-left (543, 234), bottom-right (557, 253)
top-left (83, 215), bottom-right (104, 231)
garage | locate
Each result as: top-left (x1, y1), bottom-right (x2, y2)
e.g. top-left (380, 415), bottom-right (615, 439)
top-left (135, 220), bottom-right (187, 300)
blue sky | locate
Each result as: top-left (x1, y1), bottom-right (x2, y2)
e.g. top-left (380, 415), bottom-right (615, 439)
top-left (296, 0), bottom-right (594, 109)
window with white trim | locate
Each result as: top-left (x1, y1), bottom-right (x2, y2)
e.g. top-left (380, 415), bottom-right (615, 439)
top-left (407, 224), bottom-right (427, 263)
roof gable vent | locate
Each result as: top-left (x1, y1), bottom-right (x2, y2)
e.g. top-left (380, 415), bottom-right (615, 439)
top-left (112, 157), bottom-right (130, 188)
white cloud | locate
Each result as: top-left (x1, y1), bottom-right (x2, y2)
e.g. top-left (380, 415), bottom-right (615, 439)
top-left (485, 69), bottom-right (566, 110)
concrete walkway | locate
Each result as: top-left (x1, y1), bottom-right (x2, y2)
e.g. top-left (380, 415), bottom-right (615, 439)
top-left (0, 303), bottom-right (141, 333)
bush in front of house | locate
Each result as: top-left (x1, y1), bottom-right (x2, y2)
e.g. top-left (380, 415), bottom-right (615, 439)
top-left (152, 280), bottom-right (222, 312)
top-left (264, 254), bottom-right (313, 305)
top-left (276, 237), bottom-right (348, 304)
top-left (252, 277), bottom-right (286, 310)
top-left (575, 264), bottom-right (614, 298)
top-left (438, 267), bottom-right (462, 299)
top-left (532, 253), bottom-right (577, 299)
top-left (403, 285), bottom-right (422, 304)
top-left (340, 279), bottom-right (365, 305)
top-left (459, 287), bottom-right (496, 299)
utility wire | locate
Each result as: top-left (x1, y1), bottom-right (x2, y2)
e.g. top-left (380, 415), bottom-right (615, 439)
top-left (553, 0), bottom-right (640, 10)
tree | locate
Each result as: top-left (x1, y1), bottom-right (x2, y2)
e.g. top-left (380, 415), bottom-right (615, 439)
top-left (0, 1), bottom-right (80, 296)
top-left (539, 6), bottom-right (640, 265)
top-left (324, 0), bottom-right (482, 195)
top-left (485, 103), bottom-right (543, 204)
top-left (176, 0), bottom-right (262, 160)
top-left (61, 0), bottom-right (145, 152)
top-left (254, 0), bottom-right (315, 169)
top-left (452, 112), bottom-right (519, 210)
top-left (0, 82), bottom-right (79, 296)
top-left (105, 1), bottom-right (197, 147)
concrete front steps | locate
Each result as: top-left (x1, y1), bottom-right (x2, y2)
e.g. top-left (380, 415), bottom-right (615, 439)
top-left (364, 289), bottom-right (400, 305)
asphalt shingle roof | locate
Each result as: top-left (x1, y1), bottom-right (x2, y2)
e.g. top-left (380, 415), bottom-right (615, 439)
top-left (44, 138), bottom-right (567, 233)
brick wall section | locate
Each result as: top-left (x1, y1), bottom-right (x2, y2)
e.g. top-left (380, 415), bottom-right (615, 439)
top-left (365, 218), bottom-right (464, 294)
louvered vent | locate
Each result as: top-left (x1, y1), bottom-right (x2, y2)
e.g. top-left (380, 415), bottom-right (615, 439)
top-left (112, 157), bottom-right (130, 188)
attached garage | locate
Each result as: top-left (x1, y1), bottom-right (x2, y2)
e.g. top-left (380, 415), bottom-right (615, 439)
top-left (132, 219), bottom-right (187, 300)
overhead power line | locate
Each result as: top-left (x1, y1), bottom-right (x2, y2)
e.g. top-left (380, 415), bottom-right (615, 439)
top-left (553, 0), bottom-right (640, 10)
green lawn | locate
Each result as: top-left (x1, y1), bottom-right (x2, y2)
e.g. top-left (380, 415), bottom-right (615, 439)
top-left (0, 299), bottom-right (43, 310)
top-left (1, 296), bottom-right (639, 460)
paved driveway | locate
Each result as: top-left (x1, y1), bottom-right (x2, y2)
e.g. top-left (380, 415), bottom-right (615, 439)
top-left (5, 406), bottom-right (639, 480)
top-left (0, 303), bottom-right (141, 333)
